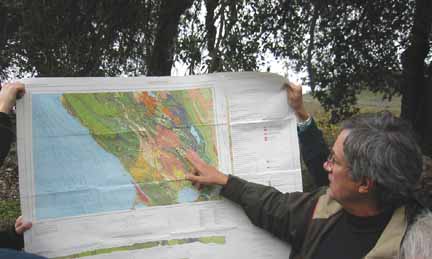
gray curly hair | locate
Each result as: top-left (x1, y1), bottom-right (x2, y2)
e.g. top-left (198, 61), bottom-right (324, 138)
top-left (341, 111), bottom-right (423, 207)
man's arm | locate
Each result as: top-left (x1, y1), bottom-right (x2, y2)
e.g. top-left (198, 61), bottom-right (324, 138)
top-left (0, 112), bottom-right (14, 165)
top-left (221, 176), bottom-right (323, 249)
top-left (0, 82), bottom-right (25, 166)
top-left (284, 81), bottom-right (329, 187)
top-left (298, 118), bottom-right (330, 187)
top-left (185, 150), bottom-right (322, 251)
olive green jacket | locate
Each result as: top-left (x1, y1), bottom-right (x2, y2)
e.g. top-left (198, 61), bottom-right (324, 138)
top-left (221, 176), bottom-right (407, 259)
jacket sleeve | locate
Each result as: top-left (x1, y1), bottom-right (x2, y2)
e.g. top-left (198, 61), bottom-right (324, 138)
top-left (298, 118), bottom-right (330, 187)
top-left (0, 112), bottom-right (14, 167)
top-left (0, 225), bottom-right (24, 250)
top-left (221, 175), bottom-right (324, 251)
top-left (0, 113), bottom-right (21, 250)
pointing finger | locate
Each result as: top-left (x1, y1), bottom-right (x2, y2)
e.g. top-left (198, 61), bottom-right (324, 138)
top-left (185, 173), bottom-right (199, 182)
top-left (185, 150), bottom-right (207, 171)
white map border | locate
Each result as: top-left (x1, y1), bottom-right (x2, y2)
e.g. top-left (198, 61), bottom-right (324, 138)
top-left (16, 72), bottom-right (302, 259)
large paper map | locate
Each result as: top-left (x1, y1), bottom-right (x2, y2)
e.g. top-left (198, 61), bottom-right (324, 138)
top-left (17, 72), bottom-right (302, 259)
top-left (33, 89), bottom-right (219, 220)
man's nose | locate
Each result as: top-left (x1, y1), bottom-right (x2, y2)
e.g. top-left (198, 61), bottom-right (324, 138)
top-left (323, 161), bottom-right (332, 172)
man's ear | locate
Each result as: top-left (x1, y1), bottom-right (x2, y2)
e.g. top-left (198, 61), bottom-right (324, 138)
top-left (358, 177), bottom-right (374, 194)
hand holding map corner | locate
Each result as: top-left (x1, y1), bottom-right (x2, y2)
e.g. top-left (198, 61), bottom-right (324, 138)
top-left (283, 80), bottom-right (309, 122)
top-left (14, 215), bottom-right (32, 235)
top-left (0, 82), bottom-right (26, 113)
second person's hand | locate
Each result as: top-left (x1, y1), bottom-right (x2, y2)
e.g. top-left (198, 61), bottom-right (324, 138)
top-left (0, 82), bottom-right (26, 114)
top-left (15, 215), bottom-right (32, 235)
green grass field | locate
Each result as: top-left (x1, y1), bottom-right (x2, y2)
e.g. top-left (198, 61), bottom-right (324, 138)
top-left (303, 90), bottom-right (401, 116)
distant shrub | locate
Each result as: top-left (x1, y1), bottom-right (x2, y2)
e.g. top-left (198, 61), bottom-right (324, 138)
top-left (0, 200), bottom-right (20, 231)
top-left (314, 111), bottom-right (340, 146)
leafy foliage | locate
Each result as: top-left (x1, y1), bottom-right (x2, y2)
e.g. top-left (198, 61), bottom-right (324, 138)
top-left (176, 0), bottom-right (271, 73)
top-left (0, 0), bottom-right (431, 154)
top-left (276, 1), bottom-right (416, 121)
top-left (177, 0), bottom-right (431, 155)
top-left (1, 0), bottom-right (174, 77)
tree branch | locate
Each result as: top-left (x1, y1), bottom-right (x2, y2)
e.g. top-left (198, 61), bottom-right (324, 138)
top-left (400, 0), bottom-right (432, 156)
top-left (307, 6), bottom-right (319, 92)
top-left (205, 0), bottom-right (219, 72)
top-left (147, 0), bottom-right (194, 76)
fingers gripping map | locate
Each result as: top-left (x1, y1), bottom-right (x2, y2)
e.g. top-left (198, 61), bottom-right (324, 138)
top-left (17, 73), bottom-right (302, 259)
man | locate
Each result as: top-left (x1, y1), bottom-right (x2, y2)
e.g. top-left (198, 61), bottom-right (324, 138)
top-left (185, 81), bottom-right (423, 259)
top-left (0, 82), bottom-right (46, 258)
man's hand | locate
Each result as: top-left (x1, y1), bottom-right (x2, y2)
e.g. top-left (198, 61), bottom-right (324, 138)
top-left (185, 150), bottom-right (228, 188)
top-left (0, 82), bottom-right (26, 113)
top-left (15, 216), bottom-right (32, 235)
top-left (283, 80), bottom-right (309, 121)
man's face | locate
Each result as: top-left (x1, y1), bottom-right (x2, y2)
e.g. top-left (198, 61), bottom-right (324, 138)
top-left (323, 129), bottom-right (361, 203)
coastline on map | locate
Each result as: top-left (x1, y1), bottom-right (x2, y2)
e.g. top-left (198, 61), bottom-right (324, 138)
top-left (32, 94), bottom-right (136, 220)
top-left (31, 89), bottom-right (221, 220)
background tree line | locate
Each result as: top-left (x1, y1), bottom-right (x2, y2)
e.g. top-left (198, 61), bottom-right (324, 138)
top-left (0, 0), bottom-right (431, 157)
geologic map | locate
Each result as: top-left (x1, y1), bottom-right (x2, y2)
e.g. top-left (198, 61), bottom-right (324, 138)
top-left (17, 73), bottom-right (302, 259)
top-left (30, 88), bottom-right (220, 220)
top-left (61, 89), bottom-right (220, 207)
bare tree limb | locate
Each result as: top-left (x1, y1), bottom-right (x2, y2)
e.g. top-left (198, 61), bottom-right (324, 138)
top-left (307, 6), bottom-right (318, 92)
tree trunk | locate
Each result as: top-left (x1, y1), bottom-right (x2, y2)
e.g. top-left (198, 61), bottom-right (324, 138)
top-left (147, 0), bottom-right (194, 76)
top-left (400, 0), bottom-right (432, 157)
top-left (424, 63), bottom-right (432, 156)
top-left (205, 0), bottom-right (220, 73)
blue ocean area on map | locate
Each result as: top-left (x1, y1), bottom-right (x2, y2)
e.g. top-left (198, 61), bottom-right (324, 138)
top-left (177, 187), bottom-right (199, 203)
top-left (32, 94), bottom-right (136, 220)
